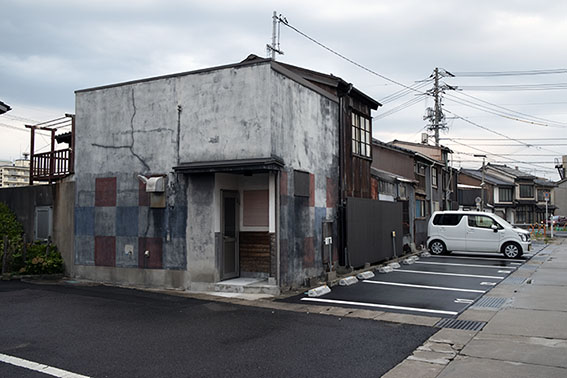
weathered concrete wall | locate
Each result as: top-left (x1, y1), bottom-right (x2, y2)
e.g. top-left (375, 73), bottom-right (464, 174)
top-left (555, 181), bottom-right (567, 215)
top-left (270, 70), bottom-right (340, 288)
top-left (53, 180), bottom-right (75, 274)
top-left (0, 184), bottom-right (53, 240)
top-left (177, 64), bottom-right (272, 163)
top-left (0, 182), bottom-right (74, 273)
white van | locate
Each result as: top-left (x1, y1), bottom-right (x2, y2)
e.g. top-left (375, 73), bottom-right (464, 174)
top-left (427, 211), bottom-right (531, 259)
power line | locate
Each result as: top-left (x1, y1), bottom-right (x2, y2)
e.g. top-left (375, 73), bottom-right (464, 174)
top-left (278, 16), bottom-right (426, 95)
top-left (452, 69), bottom-right (567, 77)
top-left (458, 83), bottom-right (567, 91)
top-left (373, 95), bottom-right (426, 120)
top-left (442, 137), bottom-right (567, 141)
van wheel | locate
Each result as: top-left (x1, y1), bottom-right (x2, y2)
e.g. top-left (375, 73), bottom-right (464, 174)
top-left (429, 240), bottom-right (447, 255)
top-left (502, 242), bottom-right (522, 259)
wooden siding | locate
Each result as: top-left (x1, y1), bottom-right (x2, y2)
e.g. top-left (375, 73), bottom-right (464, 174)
top-left (239, 232), bottom-right (271, 274)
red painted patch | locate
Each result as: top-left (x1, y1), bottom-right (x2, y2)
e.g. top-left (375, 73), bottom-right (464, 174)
top-left (138, 237), bottom-right (163, 269)
top-left (95, 177), bottom-right (117, 207)
top-left (326, 177), bottom-right (337, 208)
top-left (309, 174), bottom-right (315, 207)
top-left (280, 171), bottom-right (288, 196)
top-left (303, 237), bottom-right (315, 267)
top-left (139, 180), bottom-right (150, 206)
top-left (95, 236), bottom-right (116, 267)
top-left (371, 177), bottom-right (379, 200)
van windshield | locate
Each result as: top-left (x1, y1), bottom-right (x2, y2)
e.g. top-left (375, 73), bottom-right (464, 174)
top-left (491, 213), bottom-right (513, 228)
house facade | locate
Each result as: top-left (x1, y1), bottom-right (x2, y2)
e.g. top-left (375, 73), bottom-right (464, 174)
top-left (72, 55), bottom-right (379, 292)
top-left (460, 164), bottom-right (557, 224)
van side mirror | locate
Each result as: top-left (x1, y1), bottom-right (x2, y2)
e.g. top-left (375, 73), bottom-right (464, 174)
top-left (491, 224), bottom-right (498, 232)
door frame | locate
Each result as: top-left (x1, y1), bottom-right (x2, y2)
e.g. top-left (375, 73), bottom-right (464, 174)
top-left (220, 190), bottom-right (239, 280)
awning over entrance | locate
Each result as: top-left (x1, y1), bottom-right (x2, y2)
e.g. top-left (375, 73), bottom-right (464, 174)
top-left (174, 156), bottom-right (284, 174)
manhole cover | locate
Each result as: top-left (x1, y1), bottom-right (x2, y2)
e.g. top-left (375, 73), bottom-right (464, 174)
top-left (435, 318), bottom-right (486, 331)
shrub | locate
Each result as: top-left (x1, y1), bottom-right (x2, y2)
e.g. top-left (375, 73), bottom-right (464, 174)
top-left (0, 202), bottom-right (24, 255)
top-left (18, 243), bottom-right (64, 275)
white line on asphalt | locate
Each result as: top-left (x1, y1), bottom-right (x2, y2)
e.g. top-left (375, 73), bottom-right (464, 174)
top-left (480, 282), bottom-right (497, 286)
top-left (395, 269), bottom-right (505, 280)
top-left (454, 298), bottom-right (475, 304)
top-left (415, 261), bottom-right (518, 270)
top-left (429, 255), bottom-right (525, 263)
top-left (498, 270), bottom-right (512, 274)
top-left (300, 297), bottom-right (459, 316)
top-left (362, 280), bottom-right (486, 293)
top-left (0, 353), bottom-right (90, 378)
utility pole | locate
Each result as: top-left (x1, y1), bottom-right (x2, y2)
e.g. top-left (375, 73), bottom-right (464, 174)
top-left (424, 68), bottom-right (455, 146)
top-left (474, 154), bottom-right (487, 211)
top-left (266, 11), bottom-right (284, 60)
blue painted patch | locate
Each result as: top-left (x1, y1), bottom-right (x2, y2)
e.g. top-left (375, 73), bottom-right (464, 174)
top-left (169, 206), bottom-right (187, 239)
top-left (75, 207), bottom-right (94, 236)
top-left (116, 206), bottom-right (139, 237)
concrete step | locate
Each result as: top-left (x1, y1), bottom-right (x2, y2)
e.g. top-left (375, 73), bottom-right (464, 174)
top-left (214, 277), bottom-right (280, 296)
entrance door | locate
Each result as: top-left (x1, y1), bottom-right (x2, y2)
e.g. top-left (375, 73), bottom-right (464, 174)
top-left (221, 191), bottom-right (239, 280)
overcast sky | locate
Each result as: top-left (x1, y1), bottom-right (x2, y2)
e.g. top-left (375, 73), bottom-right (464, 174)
top-left (1, 0), bottom-right (566, 179)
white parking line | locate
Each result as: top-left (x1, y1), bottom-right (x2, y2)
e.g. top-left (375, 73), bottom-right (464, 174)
top-left (363, 280), bottom-right (486, 293)
top-left (396, 269), bottom-right (505, 280)
top-left (300, 297), bottom-right (459, 316)
top-left (454, 298), bottom-right (475, 304)
top-left (0, 353), bottom-right (90, 378)
top-left (429, 255), bottom-right (525, 263)
top-left (415, 261), bottom-right (518, 270)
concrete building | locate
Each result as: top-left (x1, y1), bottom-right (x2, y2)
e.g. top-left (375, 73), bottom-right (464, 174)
top-left (555, 178), bottom-right (567, 216)
top-left (72, 55), bottom-right (380, 292)
top-left (0, 159), bottom-right (31, 188)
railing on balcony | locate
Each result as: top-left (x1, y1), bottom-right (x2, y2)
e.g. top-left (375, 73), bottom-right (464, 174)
top-left (31, 148), bottom-right (73, 181)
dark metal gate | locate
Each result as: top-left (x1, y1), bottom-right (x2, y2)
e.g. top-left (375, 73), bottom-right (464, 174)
top-left (346, 197), bottom-right (403, 268)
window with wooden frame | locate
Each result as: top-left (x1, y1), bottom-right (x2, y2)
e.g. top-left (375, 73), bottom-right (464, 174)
top-left (351, 112), bottom-right (371, 158)
top-left (431, 167), bottom-right (438, 188)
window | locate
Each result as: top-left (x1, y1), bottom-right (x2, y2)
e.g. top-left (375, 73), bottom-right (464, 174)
top-left (516, 205), bottom-right (534, 224)
top-left (499, 188), bottom-right (513, 202)
top-left (519, 184), bottom-right (534, 198)
top-left (431, 167), bottom-right (438, 187)
top-left (468, 215), bottom-right (500, 229)
top-left (351, 112), bottom-right (371, 158)
top-left (243, 190), bottom-right (269, 227)
top-left (378, 180), bottom-right (395, 196)
top-left (537, 189), bottom-right (550, 202)
top-left (433, 213), bottom-right (463, 226)
top-left (416, 199), bottom-right (428, 218)
top-left (35, 206), bottom-right (52, 240)
top-left (414, 163), bottom-right (426, 175)
top-left (399, 184), bottom-right (407, 200)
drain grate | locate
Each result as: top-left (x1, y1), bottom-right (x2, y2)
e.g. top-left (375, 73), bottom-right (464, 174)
top-left (435, 318), bottom-right (486, 331)
top-left (502, 276), bottom-right (526, 285)
top-left (471, 296), bottom-right (509, 309)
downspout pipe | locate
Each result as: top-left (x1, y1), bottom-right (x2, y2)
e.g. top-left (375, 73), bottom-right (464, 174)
top-left (337, 83), bottom-right (353, 267)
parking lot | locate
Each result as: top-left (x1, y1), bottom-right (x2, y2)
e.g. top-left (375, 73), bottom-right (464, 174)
top-left (288, 244), bottom-right (547, 317)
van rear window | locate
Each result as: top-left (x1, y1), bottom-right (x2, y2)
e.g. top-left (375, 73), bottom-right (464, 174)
top-left (433, 214), bottom-right (463, 226)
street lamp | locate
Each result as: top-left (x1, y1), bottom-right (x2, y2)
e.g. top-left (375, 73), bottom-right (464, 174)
top-left (474, 154), bottom-right (487, 211)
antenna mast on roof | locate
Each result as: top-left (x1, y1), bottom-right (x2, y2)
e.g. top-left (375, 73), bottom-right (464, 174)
top-left (267, 11), bottom-right (285, 60)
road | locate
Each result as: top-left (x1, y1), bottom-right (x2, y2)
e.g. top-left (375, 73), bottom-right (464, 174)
top-left (0, 281), bottom-right (435, 378)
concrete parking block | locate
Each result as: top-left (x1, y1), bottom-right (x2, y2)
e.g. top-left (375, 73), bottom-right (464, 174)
top-left (408, 350), bottom-right (455, 365)
top-left (483, 308), bottom-right (567, 339)
top-left (382, 360), bottom-right (445, 378)
top-left (429, 329), bottom-right (477, 350)
top-left (511, 285), bottom-right (567, 311)
top-left (461, 333), bottom-right (567, 368)
top-left (438, 355), bottom-right (567, 378)
top-left (377, 312), bottom-right (441, 326)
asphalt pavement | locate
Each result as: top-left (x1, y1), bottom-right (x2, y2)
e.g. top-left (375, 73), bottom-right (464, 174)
top-left (0, 280), bottom-right (435, 378)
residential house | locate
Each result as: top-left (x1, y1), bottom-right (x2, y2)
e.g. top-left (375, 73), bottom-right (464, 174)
top-left (470, 164), bottom-right (557, 224)
top-left (72, 55), bottom-right (382, 292)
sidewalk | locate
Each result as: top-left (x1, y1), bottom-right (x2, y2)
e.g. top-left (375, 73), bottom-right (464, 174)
top-left (383, 238), bottom-right (567, 378)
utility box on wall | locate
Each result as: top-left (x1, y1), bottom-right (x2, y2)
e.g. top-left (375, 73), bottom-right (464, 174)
top-left (138, 175), bottom-right (167, 208)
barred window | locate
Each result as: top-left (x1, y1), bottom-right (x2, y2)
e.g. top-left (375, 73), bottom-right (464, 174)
top-left (351, 112), bottom-right (371, 158)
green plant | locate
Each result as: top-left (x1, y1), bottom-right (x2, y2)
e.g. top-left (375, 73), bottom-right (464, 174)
top-left (18, 242), bottom-right (64, 275)
top-left (0, 202), bottom-right (24, 254)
